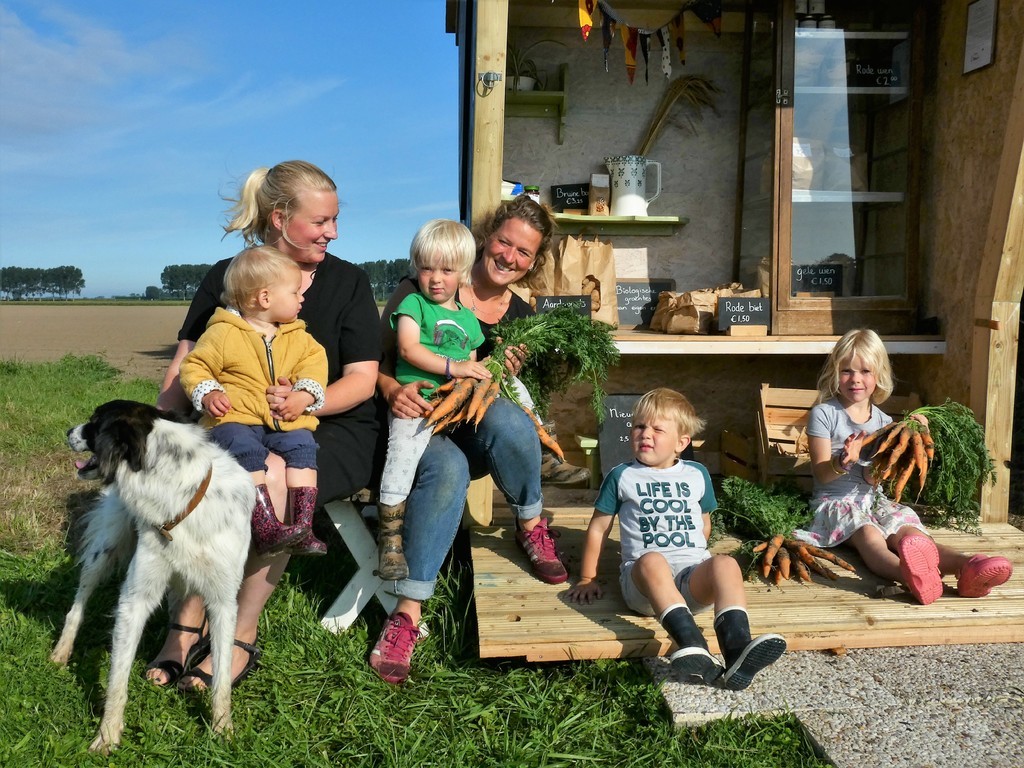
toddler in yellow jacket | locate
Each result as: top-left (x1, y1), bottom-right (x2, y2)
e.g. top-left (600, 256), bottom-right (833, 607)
top-left (180, 246), bottom-right (328, 556)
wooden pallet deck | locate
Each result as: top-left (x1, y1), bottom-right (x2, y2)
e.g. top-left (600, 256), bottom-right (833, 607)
top-left (470, 507), bottom-right (1024, 661)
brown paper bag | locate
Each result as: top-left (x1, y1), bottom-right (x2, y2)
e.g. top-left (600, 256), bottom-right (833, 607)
top-left (665, 289), bottom-right (718, 335)
top-left (649, 291), bottom-right (678, 332)
top-left (521, 242), bottom-right (558, 311)
top-left (557, 235), bottom-right (619, 327)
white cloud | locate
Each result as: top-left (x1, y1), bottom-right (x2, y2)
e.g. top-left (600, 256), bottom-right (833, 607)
top-left (0, 4), bottom-right (199, 141)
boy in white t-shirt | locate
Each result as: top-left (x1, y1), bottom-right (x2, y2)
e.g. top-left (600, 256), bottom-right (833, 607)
top-left (567, 388), bottom-right (786, 690)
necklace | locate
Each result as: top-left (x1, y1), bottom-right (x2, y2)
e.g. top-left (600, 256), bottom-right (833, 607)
top-left (465, 283), bottom-right (510, 312)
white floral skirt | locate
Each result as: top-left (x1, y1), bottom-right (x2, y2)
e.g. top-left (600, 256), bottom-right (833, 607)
top-left (792, 488), bottom-right (927, 548)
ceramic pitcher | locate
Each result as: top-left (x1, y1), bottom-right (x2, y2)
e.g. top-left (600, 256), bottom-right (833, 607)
top-left (605, 155), bottom-right (661, 216)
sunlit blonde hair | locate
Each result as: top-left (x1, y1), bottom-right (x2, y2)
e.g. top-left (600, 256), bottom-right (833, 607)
top-left (409, 219), bottom-right (477, 282)
top-left (224, 160), bottom-right (336, 246)
top-left (633, 387), bottom-right (705, 439)
top-left (816, 328), bottom-right (894, 405)
top-left (221, 246), bottom-right (300, 315)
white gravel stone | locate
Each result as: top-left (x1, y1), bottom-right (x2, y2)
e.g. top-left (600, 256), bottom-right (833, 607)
top-left (655, 643), bottom-right (1024, 765)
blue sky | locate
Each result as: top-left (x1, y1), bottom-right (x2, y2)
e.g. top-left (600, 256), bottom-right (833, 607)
top-left (0, 0), bottom-right (460, 297)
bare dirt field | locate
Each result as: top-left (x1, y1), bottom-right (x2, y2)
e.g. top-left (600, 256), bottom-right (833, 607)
top-left (0, 304), bottom-right (186, 382)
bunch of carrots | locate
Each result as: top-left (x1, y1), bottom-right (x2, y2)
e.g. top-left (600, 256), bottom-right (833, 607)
top-left (423, 308), bottom-right (619, 462)
top-left (753, 536), bottom-right (856, 586)
top-left (424, 375), bottom-right (564, 460)
top-left (863, 416), bottom-right (934, 502)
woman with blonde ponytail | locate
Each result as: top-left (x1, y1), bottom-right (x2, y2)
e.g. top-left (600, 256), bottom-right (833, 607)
top-left (148, 160), bottom-right (380, 690)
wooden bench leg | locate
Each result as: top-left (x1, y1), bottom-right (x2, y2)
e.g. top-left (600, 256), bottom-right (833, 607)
top-left (462, 476), bottom-right (494, 527)
top-left (320, 500), bottom-right (397, 633)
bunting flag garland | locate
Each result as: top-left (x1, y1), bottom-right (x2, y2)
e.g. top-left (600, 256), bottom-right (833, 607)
top-left (578, 0), bottom-right (595, 42)
top-left (602, 14), bottom-right (614, 72)
top-left (620, 24), bottom-right (638, 84)
top-left (639, 33), bottom-right (650, 84)
top-left (577, 1), bottom-right (723, 82)
top-left (687, 0), bottom-right (723, 36)
top-left (670, 12), bottom-right (686, 65)
top-left (657, 28), bottom-right (672, 78)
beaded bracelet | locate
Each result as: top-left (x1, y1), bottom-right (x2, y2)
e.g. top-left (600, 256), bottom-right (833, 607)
top-left (444, 357), bottom-right (452, 380)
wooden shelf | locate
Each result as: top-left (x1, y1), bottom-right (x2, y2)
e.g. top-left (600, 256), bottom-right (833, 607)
top-left (611, 331), bottom-right (945, 356)
top-left (553, 213), bottom-right (688, 236)
top-left (792, 190), bottom-right (906, 203)
top-left (795, 29), bottom-right (910, 41)
top-left (505, 64), bottom-right (568, 144)
top-left (796, 85), bottom-right (909, 96)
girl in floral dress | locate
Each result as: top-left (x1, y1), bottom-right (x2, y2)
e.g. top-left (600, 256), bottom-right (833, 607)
top-left (793, 329), bottom-right (1012, 605)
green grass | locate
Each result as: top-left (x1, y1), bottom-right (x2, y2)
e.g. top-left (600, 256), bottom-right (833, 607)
top-left (0, 356), bottom-right (829, 767)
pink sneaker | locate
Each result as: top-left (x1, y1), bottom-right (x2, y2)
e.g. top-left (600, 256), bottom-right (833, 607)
top-left (515, 518), bottom-right (568, 584)
top-left (897, 534), bottom-right (943, 605)
top-left (369, 612), bottom-right (428, 685)
top-left (957, 554), bottom-right (1013, 598)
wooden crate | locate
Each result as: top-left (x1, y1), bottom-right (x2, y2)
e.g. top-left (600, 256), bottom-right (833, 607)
top-left (720, 428), bottom-right (758, 482)
top-left (755, 384), bottom-right (920, 486)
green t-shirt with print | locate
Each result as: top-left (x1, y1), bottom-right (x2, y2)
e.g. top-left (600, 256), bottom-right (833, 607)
top-left (392, 292), bottom-right (486, 396)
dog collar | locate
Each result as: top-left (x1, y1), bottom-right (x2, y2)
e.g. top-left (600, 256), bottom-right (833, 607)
top-left (158, 467), bottom-right (213, 541)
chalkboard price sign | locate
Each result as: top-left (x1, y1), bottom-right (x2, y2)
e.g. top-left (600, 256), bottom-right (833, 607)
top-left (615, 278), bottom-right (676, 329)
top-left (792, 264), bottom-right (843, 294)
top-left (597, 395), bottom-right (640, 477)
top-left (850, 59), bottom-right (902, 88)
top-left (717, 296), bottom-right (770, 331)
top-left (534, 294), bottom-right (592, 316)
top-left (596, 393), bottom-right (694, 478)
top-left (550, 183), bottom-right (589, 212)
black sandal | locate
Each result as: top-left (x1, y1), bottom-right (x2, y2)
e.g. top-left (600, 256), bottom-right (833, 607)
top-left (144, 620), bottom-right (208, 687)
top-left (177, 638), bottom-right (261, 692)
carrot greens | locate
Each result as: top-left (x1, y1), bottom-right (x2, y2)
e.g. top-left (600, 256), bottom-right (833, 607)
top-left (908, 400), bottom-right (994, 531)
top-left (491, 307), bottom-right (620, 421)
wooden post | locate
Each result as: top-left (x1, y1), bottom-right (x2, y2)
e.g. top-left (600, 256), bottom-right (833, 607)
top-left (463, 476), bottom-right (495, 527)
top-left (970, 42), bottom-right (1024, 524)
top-left (470, 0), bottom-right (509, 226)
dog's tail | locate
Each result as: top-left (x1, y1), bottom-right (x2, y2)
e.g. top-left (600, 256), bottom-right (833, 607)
top-left (76, 491), bottom-right (137, 569)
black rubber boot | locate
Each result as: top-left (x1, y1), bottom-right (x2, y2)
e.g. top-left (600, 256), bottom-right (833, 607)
top-left (661, 605), bottom-right (723, 685)
top-left (714, 607), bottom-right (786, 691)
top-left (250, 484), bottom-right (306, 556)
top-left (376, 501), bottom-right (409, 580)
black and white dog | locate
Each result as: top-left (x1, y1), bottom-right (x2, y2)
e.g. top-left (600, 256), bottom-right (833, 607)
top-left (50, 400), bottom-right (254, 753)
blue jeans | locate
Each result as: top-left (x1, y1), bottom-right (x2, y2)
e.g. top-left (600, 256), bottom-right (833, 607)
top-left (388, 396), bottom-right (543, 601)
top-left (209, 422), bottom-right (318, 473)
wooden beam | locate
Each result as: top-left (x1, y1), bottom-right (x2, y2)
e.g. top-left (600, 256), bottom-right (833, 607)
top-left (971, 40), bottom-right (1024, 523)
top-left (470, 0), bottom-right (509, 227)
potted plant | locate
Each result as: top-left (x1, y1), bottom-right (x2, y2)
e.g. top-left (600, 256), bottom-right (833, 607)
top-left (507, 35), bottom-right (565, 93)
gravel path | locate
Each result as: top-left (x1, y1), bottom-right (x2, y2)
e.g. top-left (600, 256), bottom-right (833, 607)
top-left (654, 643), bottom-right (1024, 766)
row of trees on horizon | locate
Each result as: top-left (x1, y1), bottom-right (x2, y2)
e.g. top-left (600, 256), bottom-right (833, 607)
top-left (1, 259), bottom-right (414, 302)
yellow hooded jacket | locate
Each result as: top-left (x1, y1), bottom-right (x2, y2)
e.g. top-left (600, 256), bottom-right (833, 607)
top-left (180, 307), bottom-right (328, 432)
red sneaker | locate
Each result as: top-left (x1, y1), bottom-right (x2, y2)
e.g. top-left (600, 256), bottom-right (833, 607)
top-left (369, 612), bottom-right (428, 685)
top-left (957, 554), bottom-right (1013, 598)
top-left (897, 534), bottom-right (943, 605)
top-left (515, 517), bottom-right (568, 584)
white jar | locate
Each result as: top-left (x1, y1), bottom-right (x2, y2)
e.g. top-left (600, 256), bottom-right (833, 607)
top-left (809, 0), bottom-right (826, 15)
top-left (818, 15), bottom-right (837, 29)
top-left (799, 18), bottom-right (818, 28)
top-left (794, 0), bottom-right (809, 15)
